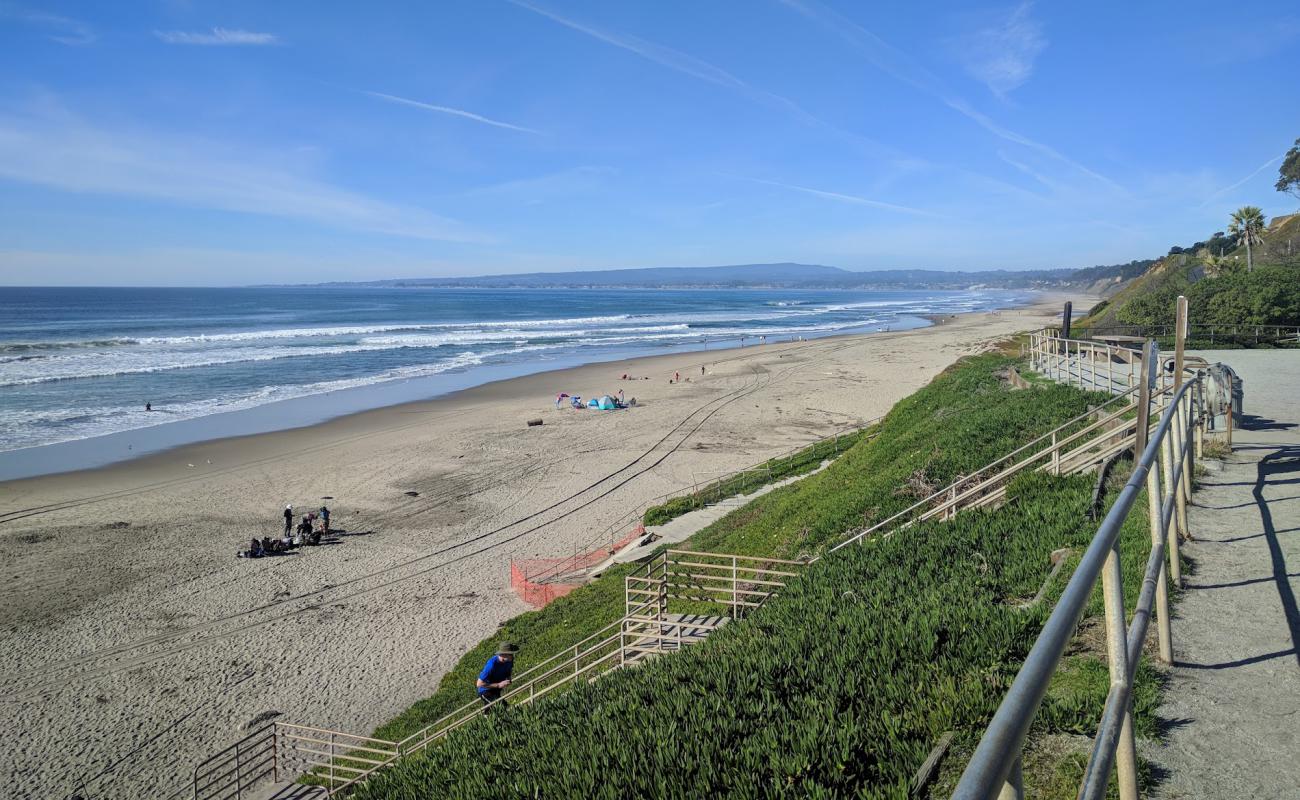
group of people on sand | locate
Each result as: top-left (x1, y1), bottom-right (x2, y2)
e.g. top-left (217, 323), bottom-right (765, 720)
top-left (669, 365), bottom-right (707, 384)
top-left (238, 503), bottom-right (331, 558)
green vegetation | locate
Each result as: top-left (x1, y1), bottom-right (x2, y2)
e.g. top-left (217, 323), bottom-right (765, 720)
top-left (353, 465), bottom-right (1158, 799)
top-left (354, 354), bottom-right (1168, 797)
top-left (686, 355), bottom-right (1109, 558)
top-left (1080, 213), bottom-right (1300, 332)
top-left (370, 355), bottom-right (1104, 743)
top-left (1277, 137), bottom-right (1300, 200)
top-left (1081, 135), bottom-right (1300, 331)
top-left (642, 427), bottom-right (873, 527)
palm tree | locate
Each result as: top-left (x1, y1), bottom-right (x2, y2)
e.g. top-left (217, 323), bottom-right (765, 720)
top-left (1228, 206), bottom-right (1266, 273)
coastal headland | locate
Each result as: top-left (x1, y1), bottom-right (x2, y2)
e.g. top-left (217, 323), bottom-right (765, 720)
top-left (0, 294), bottom-right (1090, 798)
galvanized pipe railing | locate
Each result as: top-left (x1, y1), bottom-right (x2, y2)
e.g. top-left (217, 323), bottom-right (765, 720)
top-left (951, 373), bottom-right (1201, 800)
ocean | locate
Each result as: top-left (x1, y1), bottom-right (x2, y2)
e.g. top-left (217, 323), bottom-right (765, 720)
top-left (0, 286), bottom-right (1031, 475)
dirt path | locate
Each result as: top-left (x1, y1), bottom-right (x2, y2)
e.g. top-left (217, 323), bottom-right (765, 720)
top-left (1146, 351), bottom-right (1300, 798)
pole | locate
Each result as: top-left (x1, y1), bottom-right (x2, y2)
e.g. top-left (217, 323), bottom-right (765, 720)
top-left (1174, 296), bottom-right (1187, 391)
top-left (1101, 539), bottom-right (1139, 800)
top-left (1062, 301), bottom-right (1073, 343)
top-left (1161, 424), bottom-right (1184, 588)
top-left (1133, 340), bottom-right (1152, 459)
top-left (1147, 454), bottom-right (1173, 664)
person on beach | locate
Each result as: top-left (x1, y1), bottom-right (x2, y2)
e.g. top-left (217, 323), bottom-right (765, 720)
top-left (477, 642), bottom-right (519, 708)
top-left (145, 402), bottom-right (152, 412)
top-left (283, 505), bottom-right (293, 534)
top-left (674, 371), bottom-right (680, 383)
top-left (320, 505), bottom-right (330, 533)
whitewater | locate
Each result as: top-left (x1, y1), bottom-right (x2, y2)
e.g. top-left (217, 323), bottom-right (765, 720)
top-left (0, 286), bottom-right (1030, 453)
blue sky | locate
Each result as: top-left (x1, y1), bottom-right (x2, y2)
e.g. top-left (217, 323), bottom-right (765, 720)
top-left (1, 1), bottom-right (1297, 286)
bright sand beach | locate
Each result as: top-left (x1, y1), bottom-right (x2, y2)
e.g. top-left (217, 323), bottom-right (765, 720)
top-left (0, 294), bottom-right (1091, 798)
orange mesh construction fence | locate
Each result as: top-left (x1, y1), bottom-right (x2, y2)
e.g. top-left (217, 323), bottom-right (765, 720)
top-left (510, 524), bottom-right (645, 608)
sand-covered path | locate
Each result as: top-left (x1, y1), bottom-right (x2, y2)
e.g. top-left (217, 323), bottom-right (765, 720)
top-left (1148, 351), bottom-right (1300, 798)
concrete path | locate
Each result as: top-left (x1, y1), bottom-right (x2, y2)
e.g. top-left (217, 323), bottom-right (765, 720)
top-left (595, 457), bottom-right (835, 571)
top-left (1147, 351), bottom-right (1300, 798)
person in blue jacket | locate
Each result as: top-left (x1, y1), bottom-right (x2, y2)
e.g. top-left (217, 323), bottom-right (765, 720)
top-left (477, 642), bottom-right (519, 707)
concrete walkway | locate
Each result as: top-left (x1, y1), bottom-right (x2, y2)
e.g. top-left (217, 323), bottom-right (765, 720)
top-left (1147, 351), bottom-right (1300, 798)
top-left (595, 457), bottom-right (835, 571)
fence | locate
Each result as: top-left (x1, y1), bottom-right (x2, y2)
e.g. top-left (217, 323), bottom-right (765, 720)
top-left (826, 379), bottom-right (1160, 556)
top-left (951, 359), bottom-right (1203, 799)
top-left (243, 547), bottom-right (807, 798)
top-left (1027, 330), bottom-right (1146, 395)
top-left (509, 524), bottom-right (645, 607)
top-left (192, 723), bottom-right (276, 800)
top-left (1080, 323), bottom-right (1300, 347)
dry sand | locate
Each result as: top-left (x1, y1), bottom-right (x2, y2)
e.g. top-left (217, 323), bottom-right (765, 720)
top-left (0, 294), bottom-right (1089, 798)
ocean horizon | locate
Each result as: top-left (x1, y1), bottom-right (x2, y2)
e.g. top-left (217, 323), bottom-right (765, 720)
top-left (0, 286), bottom-right (1031, 479)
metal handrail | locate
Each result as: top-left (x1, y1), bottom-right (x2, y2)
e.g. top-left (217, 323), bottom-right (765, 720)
top-left (826, 375), bottom-right (1149, 555)
top-left (952, 373), bottom-right (1200, 800)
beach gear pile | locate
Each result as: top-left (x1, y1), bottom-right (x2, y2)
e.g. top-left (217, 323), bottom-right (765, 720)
top-left (556, 390), bottom-right (626, 411)
top-left (558, 393), bottom-right (626, 410)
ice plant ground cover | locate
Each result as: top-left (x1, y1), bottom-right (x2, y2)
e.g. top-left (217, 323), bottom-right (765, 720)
top-left (359, 353), bottom-right (1163, 797)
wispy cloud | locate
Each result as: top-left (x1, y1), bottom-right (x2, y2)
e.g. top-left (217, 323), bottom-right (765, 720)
top-left (778, 0), bottom-right (1120, 192)
top-left (463, 166), bottom-right (613, 201)
top-left (1196, 155), bottom-right (1285, 208)
top-left (952, 2), bottom-right (1046, 97)
top-left (2, 6), bottom-right (95, 45)
top-left (363, 91), bottom-right (542, 135)
top-left (735, 175), bottom-right (944, 218)
top-left (996, 150), bottom-right (1059, 192)
top-left (154, 27), bottom-right (278, 46)
top-left (507, 0), bottom-right (891, 155)
top-left (0, 112), bottom-right (485, 243)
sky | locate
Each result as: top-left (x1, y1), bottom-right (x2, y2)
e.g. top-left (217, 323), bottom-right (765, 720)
top-left (1, 1), bottom-right (1298, 286)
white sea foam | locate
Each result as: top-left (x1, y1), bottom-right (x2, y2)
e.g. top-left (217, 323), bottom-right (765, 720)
top-left (0, 344), bottom-right (568, 452)
top-left (0, 289), bottom-right (1025, 453)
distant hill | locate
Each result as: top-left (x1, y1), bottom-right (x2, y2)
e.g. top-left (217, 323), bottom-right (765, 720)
top-left (299, 262), bottom-right (1082, 290)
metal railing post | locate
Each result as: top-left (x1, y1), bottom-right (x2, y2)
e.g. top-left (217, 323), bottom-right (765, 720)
top-left (1107, 344), bottom-right (1114, 392)
top-left (234, 739), bottom-right (243, 799)
top-left (731, 556), bottom-right (739, 619)
top-left (1051, 432), bottom-right (1060, 475)
top-left (1173, 398), bottom-right (1190, 541)
top-left (1146, 456), bottom-right (1173, 664)
top-left (329, 732), bottom-right (335, 790)
top-left (1160, 418), bottom-right (1183, 587)
top-left (1194, 378), bottom-right (1205, 459)
top-left (1180, 393), bottom-right (1194, 505)
top-left (1134, 343), bottom-right (1152, 459)
top-left (1101, 539), bottom-right (1139, 800)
